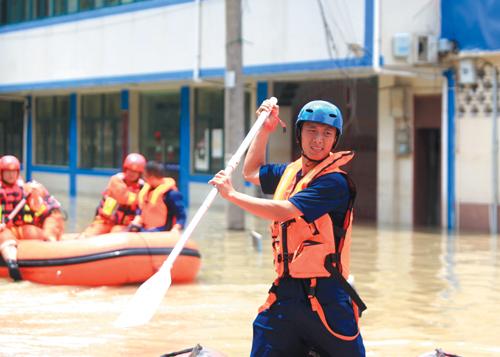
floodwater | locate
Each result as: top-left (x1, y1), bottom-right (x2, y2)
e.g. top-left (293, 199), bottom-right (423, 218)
top-left (1, 194), bottom-right (499, 356)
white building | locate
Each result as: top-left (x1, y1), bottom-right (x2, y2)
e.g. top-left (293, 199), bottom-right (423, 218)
top-left (2, 0), bottom-right (495, 232)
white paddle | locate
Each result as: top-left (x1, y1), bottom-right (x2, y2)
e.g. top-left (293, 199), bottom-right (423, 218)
top-left (0, 198), bottom-right (27, 231)
top-left (114, 97), bottom-right (278, 328)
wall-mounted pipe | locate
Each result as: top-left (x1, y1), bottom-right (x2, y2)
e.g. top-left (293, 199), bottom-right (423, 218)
top-left (193, 0), bottom-right (202, 83)
top-left (491, 66), bottom-right (498, 235)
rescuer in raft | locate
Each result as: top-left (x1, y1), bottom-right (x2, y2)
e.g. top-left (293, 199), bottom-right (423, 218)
top-left (82, 153), bottom-right (146, 237)
top-left (209, 99), bottom-right (366, 356)
top-left (0, 155), bottom-right (64, 281)
top-left (128, 160), bottom-right (186, 233)
top-left (23, 180), bottom-right (65, 242)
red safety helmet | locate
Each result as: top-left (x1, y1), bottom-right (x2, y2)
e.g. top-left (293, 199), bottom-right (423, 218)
top-left (123, 153), bottom-right (146, 173)
top-left (0, 155), bottom-right (21, 171)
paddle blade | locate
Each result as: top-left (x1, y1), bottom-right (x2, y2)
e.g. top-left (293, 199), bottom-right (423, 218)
top-left (114, 264), bottom-right (172, 328)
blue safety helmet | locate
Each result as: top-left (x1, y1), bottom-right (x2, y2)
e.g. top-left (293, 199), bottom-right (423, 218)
top-left (295, 100), bottom-right (343, 150)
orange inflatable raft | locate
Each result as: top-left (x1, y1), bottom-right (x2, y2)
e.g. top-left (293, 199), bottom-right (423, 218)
top-left (0, 231), bottom-right (201, 286)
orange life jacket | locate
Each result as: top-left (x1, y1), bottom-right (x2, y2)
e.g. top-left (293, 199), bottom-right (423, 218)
top-left (260, 151), bottom-right (366, 341)
top-left (97, 173), bottom-right (143, 225)
top-left (23, 181), bottom-right (62, 227)
top-left (0, 181), bottom-right (29, 226)
top-left (271, 151), bottom-right (355, 279)
top-left (138, 178), bottom-right (176, 229)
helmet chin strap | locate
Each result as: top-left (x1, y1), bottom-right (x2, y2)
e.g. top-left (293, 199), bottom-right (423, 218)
top-left (301, 150), bottom-right (327, 164)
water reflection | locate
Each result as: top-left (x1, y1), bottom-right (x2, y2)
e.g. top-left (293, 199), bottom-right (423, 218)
top-left (0, 194), bottom-right (499, 356)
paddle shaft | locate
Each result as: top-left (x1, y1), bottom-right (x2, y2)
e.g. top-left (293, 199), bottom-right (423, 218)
top-left (161, 97), bottom-right (278, 271)
top-left (0, 198), bottom-right (26, 229)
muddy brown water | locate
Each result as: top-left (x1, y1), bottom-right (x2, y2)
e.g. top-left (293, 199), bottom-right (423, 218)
top-left (0, 195), bottom-right (499, 356)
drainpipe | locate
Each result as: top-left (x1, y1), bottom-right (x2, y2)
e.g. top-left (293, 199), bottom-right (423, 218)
top-left (491, 66), bottom-right (498, 235)
top-left (372, 0), bottom-right (380, 71)
top-left (444, 69), bottom-right (456, 231)
top-left (193, 0), bottom-right (202, 83)
top-left (22, 96), bottom-right (32, 181)
top-left (371, 0), bottom-right (422, 78)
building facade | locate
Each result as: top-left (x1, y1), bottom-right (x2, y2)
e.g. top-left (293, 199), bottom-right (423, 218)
top-left (1, 0), bottom-right (495, 232)
top-left (440, 0), bottom-right (500, 233)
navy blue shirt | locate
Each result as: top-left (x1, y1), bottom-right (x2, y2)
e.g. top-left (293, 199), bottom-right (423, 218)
top-left (259, 163), bottom-right (350, 227)
top-left (163, 189), bottom-right (186, 229)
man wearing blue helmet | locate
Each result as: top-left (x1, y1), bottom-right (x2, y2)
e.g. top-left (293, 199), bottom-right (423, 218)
top-left (210, 99), bottom-right (366, 356)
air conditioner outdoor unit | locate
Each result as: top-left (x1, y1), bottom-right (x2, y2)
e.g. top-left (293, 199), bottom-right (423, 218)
top-left (412, 34), bottom-right (438, 65)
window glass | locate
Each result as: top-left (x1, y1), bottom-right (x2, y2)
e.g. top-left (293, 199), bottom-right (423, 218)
top-left (104, 0), bottom-right (121, 6)
top-left (80, 93), bottom-right (123, 169)
top-left (94, 0), bottom-right (105, 8)
top-left (192, 88), bottom-right (224, 174)
top-left (0, 0), bottom-right (146, 26)
top-left (35, 96), bottom-right (70, 165)
top-left (139, 91), bottom-right (180, 164)
top-left (67, 0), bottom-right (79, 14)
top-left (53, 0), bottom-right (67, 16)
top-left (79, 0), bottom-right (95, 11)
top-left (7, 0), bottom-right (29, 23)
top-left (34, 0), bottom-right (50, 19)
top-left (0, 100), bottom-right (24, 161)
top-left (1, 0), bottom-right (8, 25)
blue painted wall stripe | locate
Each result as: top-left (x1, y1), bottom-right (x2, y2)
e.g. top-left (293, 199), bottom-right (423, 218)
top-left (445, 70), bottom-right (456, 231)
top-left (120, 89), bottom-right (130, 158)
top-left (179, 86), bottom-right (190, 207)
top-left (0, 58), bottom-right (373, 94)
top-left (256, 81), bottom-right (269, 164)
top-left (26, 96), bottom-right (33, 181)
top-left (69, 93), bottom-right (78, 197)
top-left (121, 89), bottom-right (129, 110)
top-left (364, 0), bottom-right (375, 64)
top-left (256, 82), bottom-right (268, 108)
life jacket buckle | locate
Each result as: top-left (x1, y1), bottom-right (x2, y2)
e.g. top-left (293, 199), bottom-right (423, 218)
top-left (307, 285), bottom-right (316, 298)
top-left (278, 252), bottom-right (291, 263)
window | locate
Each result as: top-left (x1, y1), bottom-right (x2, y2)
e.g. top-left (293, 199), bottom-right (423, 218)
top-left (192, 88), bottom-right (224, 174)
top-left (1, 0), bottom-right (8, 25)
top-left (104, 0), bottom-right (121, 6)
top-left (6, 0), bottom-right (31, 23)
top-left (34, 0), bottom-right (50, 19)
top-left (35, 96), bottom-right (70, 166)
top-left (53, 0), bottom-right (67, 16)
top-left (67, 0), bottom-right (78, 13)
top-left (139, 91), bottom-right (180, 164)
top-left (79, 0), bottom-right (95, 11)
top-left (0, 100), bottom-right (24, 161)
top-left (0, 0), bottom-right (148, 26)
top-left (80, 93), bottom-right (123, 169)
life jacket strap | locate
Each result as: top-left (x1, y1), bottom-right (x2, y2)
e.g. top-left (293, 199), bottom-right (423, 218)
top-left (324, 256), bottom-right (367, 317)
top-left (307, 278), bottom-right (361, 341)
top-left (258, 279), bottom-right (279, 313)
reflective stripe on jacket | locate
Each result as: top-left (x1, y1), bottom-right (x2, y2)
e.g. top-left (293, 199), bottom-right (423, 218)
top-left (97, 173), bottom-right (144, 225)
top-left (0, 182), bottom-right (27, 226)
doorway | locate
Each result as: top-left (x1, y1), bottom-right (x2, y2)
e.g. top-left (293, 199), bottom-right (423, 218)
top-left (413, 96), bottom-right (442, 227)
